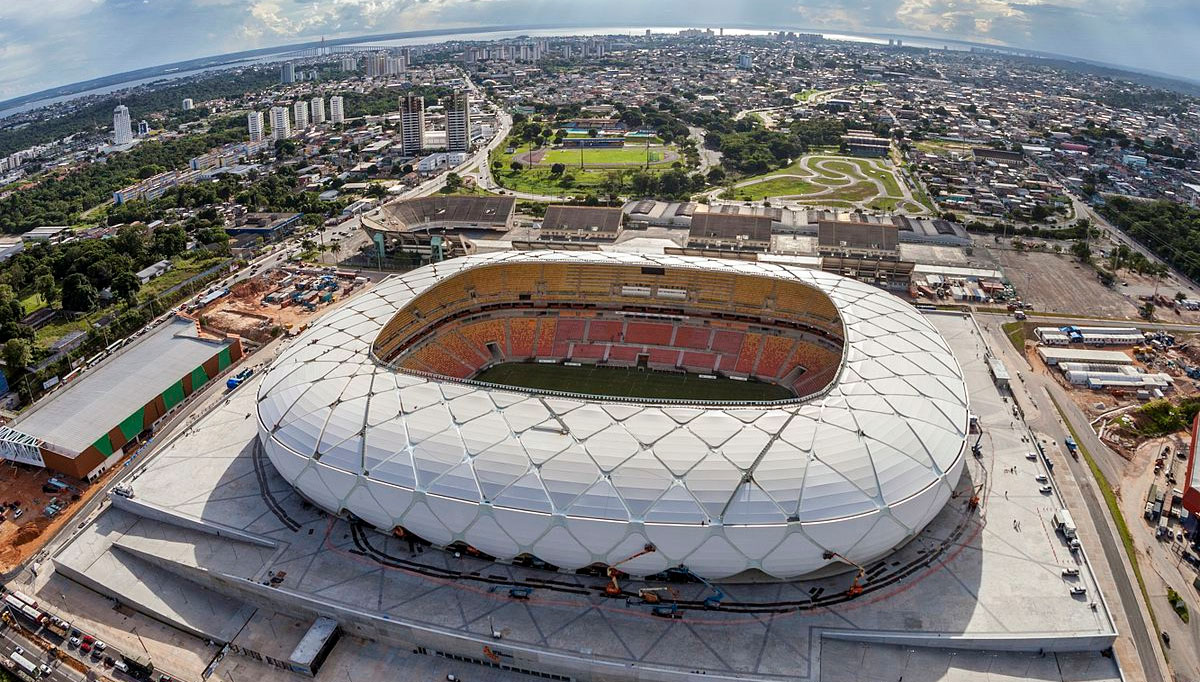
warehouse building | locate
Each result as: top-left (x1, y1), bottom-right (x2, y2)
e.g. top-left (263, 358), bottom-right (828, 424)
top-left (0, 316), bottom-right (243, 479)
top-left (1037, 347), bottom-right (1134, 366)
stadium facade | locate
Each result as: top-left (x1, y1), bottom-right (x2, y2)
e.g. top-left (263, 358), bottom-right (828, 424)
top-left (257, 252), bottom-right (969, 580)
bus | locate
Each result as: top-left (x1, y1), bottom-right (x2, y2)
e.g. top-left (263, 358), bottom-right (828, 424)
top-left (10, 652), bottom-right (38, 679)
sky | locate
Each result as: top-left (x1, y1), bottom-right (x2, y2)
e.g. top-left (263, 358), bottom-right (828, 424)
top-left (0, 0), bottom-right (1197, 100)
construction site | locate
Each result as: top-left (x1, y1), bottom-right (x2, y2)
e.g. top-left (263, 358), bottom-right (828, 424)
top-left (0, 465), bottom-right (112, 573)
top-left (197, 268), bottom-right (370, 343)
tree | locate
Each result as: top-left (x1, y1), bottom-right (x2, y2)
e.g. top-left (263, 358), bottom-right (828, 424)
top-left (2, 339), bottom-right (30, 372)
top-left (113, 224), bottom-right (147, 262)
top-left (61, 273), bottom-right (98, 312)
top-left (510, 161), bottom-right (524, 172)
top-left (549, 163), bottom-right (566, 176)
top-left (35, 273), bottom-right (57, 307)
top-left (443, 173), bottom-right (462, 191)
top-left (111, 271), bottom-right (141, 304)
top-left (366, 183), bottom-right (387, 199)
top-left (1070, 239), bottom-right (1092, 263)
top-left (152, 224), bottom-right (187, 259)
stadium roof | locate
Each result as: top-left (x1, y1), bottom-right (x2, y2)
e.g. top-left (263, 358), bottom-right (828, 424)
top-left (256, 252), bottom-right (968, 579)
top-left (817, 220), bottom-right (899, 252)
top-left (14, 316), bottom-right (233, 455)
top-left (541, 205), bottom-right (624, 235)
top-left (688, 212), bottom-right (772, 242)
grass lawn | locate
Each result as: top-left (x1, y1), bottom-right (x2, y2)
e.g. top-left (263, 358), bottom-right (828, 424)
top-left (35, 317), bottom-right (90, 350)
top-left (541, 147), bottom-right (666, 166)
top-left (493, 168), bottom-right (616, 196)
top-left (913, 140), bottom-right (973, 157)
top-left (138, 256), bottom-right (221, 301)
top-left (823, 181), bottom-right (880, 202)
top-left (473, 362), bottom-right (795, 402)
top-left (725, 176), bottom-right (820, 201)
top-left (795, 199), bottom-right (858, 208)
top-left (867, 197), bottom-right (903, 212)
top-left (19, 292), bottom-right (47, 315)
top-left (1000, 321), bottom-right (1026, 351)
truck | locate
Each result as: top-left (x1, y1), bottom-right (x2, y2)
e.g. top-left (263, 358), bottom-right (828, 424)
top-left (1053, 509), bottom-right (1078, 539)
top-left (226, 368), bottom-right (254, 391)
top-left (1064, 436), bottom-right (1078, 459)
top-left (122, 652), bottom-right (154, 679)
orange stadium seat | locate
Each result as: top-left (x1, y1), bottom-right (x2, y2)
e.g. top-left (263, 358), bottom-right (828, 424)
top-left (734, 333), bottom-right (761, 374)
top-left (756, 336), bottom-right (796, 379)
top-left (509, 319), bottom-right (537, 357)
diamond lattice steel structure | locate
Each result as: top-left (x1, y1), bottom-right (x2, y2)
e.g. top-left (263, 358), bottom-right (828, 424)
top-left (256, 252), bottom-right (968, 580)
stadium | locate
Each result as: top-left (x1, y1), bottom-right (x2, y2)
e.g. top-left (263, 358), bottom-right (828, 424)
top-left (256, 251), bottom-right (969, 581)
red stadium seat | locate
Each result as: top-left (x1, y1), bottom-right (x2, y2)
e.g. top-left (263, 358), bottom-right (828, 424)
top-left (625, 322), bottom-right (674, 346)
top-left (673, 325), bottom-right (712, 349)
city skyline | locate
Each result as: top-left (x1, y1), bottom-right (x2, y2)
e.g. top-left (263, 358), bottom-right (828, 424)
top-left (0, 1), bottom-right (1197, 102)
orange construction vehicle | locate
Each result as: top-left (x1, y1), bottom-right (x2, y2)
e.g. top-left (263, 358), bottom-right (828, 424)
top-left (822, 551), bottom-right (867, 597)
top-left (605, 543), bottom-right (656, 597)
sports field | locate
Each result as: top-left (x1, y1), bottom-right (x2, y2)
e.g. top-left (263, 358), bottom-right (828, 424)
top-left (541, 148), bottom-right (664, 165)
top-left (473, 363), bottom-right (796, 402)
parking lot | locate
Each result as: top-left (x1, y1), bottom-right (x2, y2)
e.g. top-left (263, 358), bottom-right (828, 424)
top-left (992, 248), bottom-right (1140, 318)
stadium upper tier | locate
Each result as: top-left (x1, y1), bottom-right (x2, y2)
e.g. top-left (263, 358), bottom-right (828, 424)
top-left (256, 252), bottom-right (969, 580)
top-left (363, 196), bottom-right (516, 234)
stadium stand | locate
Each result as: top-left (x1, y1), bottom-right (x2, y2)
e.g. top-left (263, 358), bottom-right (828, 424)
top-left (509, 319), bottom-right (537, 357)
top-left (376, 260), bottom-right (846, 400)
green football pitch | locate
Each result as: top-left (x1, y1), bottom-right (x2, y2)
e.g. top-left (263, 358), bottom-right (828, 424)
top-left (472, 362), bottom-right (796, 402)
top-left (540, 147), bottom-right (664, 165)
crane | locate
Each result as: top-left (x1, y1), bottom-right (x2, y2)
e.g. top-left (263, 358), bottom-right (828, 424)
top-left (677, 566), bottom-right (726, 609)
top-left (604, 543), bottom-right (656, 597)
top-left (822, 551), bottom-right (867, 597)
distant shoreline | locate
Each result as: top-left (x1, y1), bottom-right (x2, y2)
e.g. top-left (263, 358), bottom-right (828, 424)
top-left (2, 21), bottom-right (1196, 118)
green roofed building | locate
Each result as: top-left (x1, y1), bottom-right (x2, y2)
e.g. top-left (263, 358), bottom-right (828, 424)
top-left (0, 316), bottom-right (243, 480)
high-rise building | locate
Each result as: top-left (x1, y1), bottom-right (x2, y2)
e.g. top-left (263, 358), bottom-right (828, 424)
top-left (248, 111), bottom-right (265, 142)
top-left (113, 105), bottom-right (133, 145)
top-left (365, 52), bottom-right (387, 77)
top-left (281, 62), bottom-right (295, 84)
top-left (738, 53), bottom-right (754, 70)
top-left (311, 97), bottom-right (326, 124)
top-left (341, 56), bottom-right (356, 72)
top-left (293, 100), bottom-right (310, 129)
top-left (445, 91), bottom-right (471, 153)
top-left (182, 98), bottom-right (194, 111)
top-left (398, 95), bottom-right (425, 155)
top-left (137, 120), bottom-right (150, 137)
top-left (329, 96), bottom-right (345, 124)
top-left (270, 106), bottom-right (292, 141)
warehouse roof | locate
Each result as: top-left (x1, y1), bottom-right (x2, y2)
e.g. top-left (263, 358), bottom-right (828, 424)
top-left (12, 316), bottom-right (233, 455)
top-left (1037, 347), bottom-right (1133, 365)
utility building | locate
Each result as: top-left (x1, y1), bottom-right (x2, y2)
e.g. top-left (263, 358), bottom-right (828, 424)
top-left (0, 316), bottom-right (242, 479)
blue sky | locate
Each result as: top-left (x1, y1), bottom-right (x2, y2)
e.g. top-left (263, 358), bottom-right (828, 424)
top-left (0, 0), bottom-right (1196, 99)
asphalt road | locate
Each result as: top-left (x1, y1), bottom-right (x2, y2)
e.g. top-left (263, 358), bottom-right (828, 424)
top-left (982, 315), bottom-right (1165, 682)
